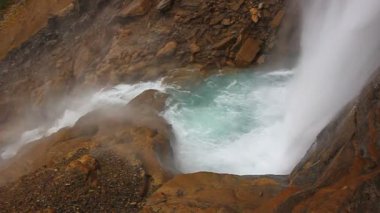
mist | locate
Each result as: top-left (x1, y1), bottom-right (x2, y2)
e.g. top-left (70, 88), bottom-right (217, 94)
top-left (0, 81), bottom-right (164, 160)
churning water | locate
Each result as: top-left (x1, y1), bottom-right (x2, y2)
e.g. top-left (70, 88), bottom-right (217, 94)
top-left (164, 70), bottom-right (293, 174)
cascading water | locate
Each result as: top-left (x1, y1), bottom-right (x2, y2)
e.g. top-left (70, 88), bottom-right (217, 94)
top-left (2, 0), bottom-right (380, 176)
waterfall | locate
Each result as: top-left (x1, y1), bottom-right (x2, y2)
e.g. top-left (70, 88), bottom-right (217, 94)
top-left (165, 0), bottom-right (380, 175)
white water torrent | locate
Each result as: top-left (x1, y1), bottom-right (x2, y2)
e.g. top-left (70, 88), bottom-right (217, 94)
top-left (2, 0), bottom-right (380, 176)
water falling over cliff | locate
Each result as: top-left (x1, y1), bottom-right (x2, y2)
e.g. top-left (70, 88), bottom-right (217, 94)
top-left (165, 0), bottom-right (380, 174)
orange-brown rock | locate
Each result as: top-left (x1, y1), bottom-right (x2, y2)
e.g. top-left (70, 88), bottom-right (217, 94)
top-left (156, 41), bottom-right (178, 58)
top-left (0, 0), bottom-right (74, 60)
top-left (271, 9), bottom-right (286, 29)
top-left (235, 38), bottom-right (262, 67)
top-left (250, 7), bottom-right (261, 23)
top-left (143, 172), bottom-right (287, 212)
top-left (119, 0), bottom-right (153, 17)
top-left (189, 42), bottom-right (200, 54)
top-left (66, 154), bottom-right (98, 175)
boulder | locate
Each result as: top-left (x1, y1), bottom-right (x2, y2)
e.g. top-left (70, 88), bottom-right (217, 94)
top-left (66, 154), bottom-right (98, 176)
top-left (119, 0), bottom-right (152, 17)
top-left (128, 89), bottom-right (168, 113)
top-left (156, 41), bottom-right (178, 58)
top-left (235, 38), bottom-right (262, 67)
top-left (271, 9), bottom-right (286, 29)
top-left (189, 42), bottom-right (200, 54)
top-left (250, 8), bottom-right (261, 23)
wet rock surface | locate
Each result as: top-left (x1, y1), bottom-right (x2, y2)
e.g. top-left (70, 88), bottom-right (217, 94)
top-left (0, 90), bottom-right (174, 212)
top-left (1, 0), bottom-right (379, 212)
top-left (141, 69), bottom-right (380, 212)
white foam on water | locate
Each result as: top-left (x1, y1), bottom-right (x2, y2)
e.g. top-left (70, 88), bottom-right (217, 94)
top-left (164, 71), bottom-right (293, 174)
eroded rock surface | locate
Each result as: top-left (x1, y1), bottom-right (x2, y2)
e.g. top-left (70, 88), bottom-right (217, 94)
top-left (0, 90), bottom-right (174, 212)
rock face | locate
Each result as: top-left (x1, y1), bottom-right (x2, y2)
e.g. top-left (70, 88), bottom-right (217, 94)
top-left (281, 69), bottom-right (380, 212)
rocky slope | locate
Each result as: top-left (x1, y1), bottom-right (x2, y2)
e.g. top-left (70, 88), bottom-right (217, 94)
top-left (0, 0), bottom-right (286, 139)
top-left (0, 89), bottom-right (173, 212)
top-left (1, 0), bottom-right (378, 212)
